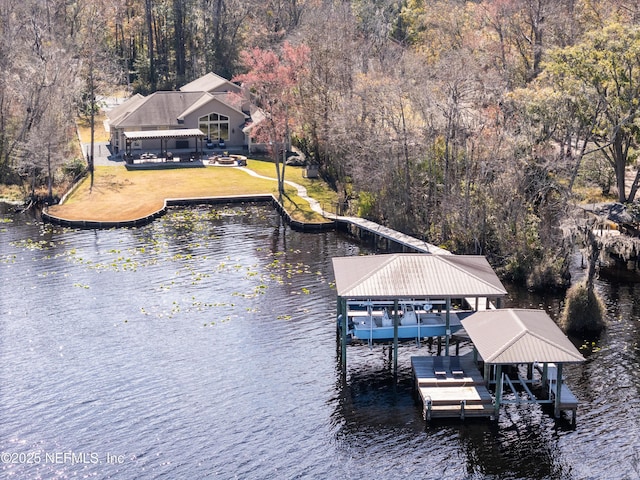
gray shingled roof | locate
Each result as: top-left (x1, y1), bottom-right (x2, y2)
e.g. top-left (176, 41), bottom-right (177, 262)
top-left (180, 72), bottom-right (240, 94)
top-left (106, 94), bottom-right (146, 124)
top-left (110, 91), bottom-right (211, 128)
top-left (109, 90), bottom-right (248, 130)
top-left (461, 309), bottom-right (585, 364)
top-left (331, 254), bottom-right (507, 299)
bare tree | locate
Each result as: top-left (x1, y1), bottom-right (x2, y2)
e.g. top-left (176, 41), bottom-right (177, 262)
top-left (0, 0), bottom-right (82, 197)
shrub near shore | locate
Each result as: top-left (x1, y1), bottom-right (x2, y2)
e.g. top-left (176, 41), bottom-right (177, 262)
top-left (560, 280), bottom-right (606, 334)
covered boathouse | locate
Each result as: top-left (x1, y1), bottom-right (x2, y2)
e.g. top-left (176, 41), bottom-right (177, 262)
top-left (461, 309), bottom-right (585, 423)
top-left (332, 254), bottom-right (585, 424)
top-left (332, 253), bottom-right (509, 376)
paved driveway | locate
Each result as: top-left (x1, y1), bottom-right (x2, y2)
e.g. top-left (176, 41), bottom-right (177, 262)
top-left (81, 142), bottom-right (124, 167)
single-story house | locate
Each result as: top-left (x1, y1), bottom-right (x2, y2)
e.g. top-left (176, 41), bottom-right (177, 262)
top-left (107, 73), bottom-right (260, 155)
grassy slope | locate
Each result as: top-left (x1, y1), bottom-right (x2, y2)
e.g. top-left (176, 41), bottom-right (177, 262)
top-left (47, 161), bottom-right (338, 224)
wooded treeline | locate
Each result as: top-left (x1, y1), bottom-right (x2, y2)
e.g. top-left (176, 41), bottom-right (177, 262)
top-left (3, 0), bottom-right (640, 288)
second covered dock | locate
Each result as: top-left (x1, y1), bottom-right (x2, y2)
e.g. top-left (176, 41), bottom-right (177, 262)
top-left (410, 309), bottom-right (585, 423)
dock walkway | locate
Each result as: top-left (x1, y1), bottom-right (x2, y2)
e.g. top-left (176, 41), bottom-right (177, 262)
top-left (411, 355), bottom-right (495, 421)
top-left (333, 216), bottom-right (449, 254)
top-left (241, 167), bottom-right (449, 254)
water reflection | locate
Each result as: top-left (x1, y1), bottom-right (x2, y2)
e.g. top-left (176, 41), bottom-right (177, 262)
top-left (460, 412), bottom-right (569, 479)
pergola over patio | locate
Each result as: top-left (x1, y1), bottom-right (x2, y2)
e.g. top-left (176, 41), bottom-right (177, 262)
top-left (461, 309), bottom-right (585, 420)
top-left (332, 253), bottom-right (508, 377)
top-left (124, 128), bottom-right (205, 159)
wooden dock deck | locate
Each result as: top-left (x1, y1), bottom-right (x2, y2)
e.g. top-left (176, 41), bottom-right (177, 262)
top-left (411, 355), bottom-right (495, 421)
top-left (335, 215), bottom-right (450, 254)
top-left (275, 180), bottom-right (449, 254)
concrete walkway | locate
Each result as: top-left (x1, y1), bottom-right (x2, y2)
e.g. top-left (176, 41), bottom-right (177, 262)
top-left (239, 167), bottom-right (446, 254)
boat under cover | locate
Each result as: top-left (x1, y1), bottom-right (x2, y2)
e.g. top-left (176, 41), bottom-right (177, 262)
top-left (347, 305), bottom-right (462, 342)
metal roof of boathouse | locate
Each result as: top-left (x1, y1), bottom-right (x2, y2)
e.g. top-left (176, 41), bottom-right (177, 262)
top-left (331, 254), bottom-right (508, 300)
top-left (461, 309), bottom-right (585, 364)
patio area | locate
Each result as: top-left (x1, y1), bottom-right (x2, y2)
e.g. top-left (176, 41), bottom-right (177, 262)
top-left (124, 151), bottom-right (248, 170)
top-left (124, 156), bottom-right (206, 170)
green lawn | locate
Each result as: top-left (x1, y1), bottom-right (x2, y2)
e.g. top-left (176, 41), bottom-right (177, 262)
top-left (47, 161), bottom-right (336, 225)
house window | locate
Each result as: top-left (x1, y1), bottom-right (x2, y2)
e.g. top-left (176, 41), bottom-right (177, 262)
top-left (199, 113), bottom-right (230, 140)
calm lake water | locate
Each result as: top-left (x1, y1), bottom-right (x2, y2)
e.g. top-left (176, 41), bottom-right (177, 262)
top-left (1, 203), bottom-right (639, 480)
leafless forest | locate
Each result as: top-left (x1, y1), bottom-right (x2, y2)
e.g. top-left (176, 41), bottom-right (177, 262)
top-left (3, 0), bottom-right (640, 287)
